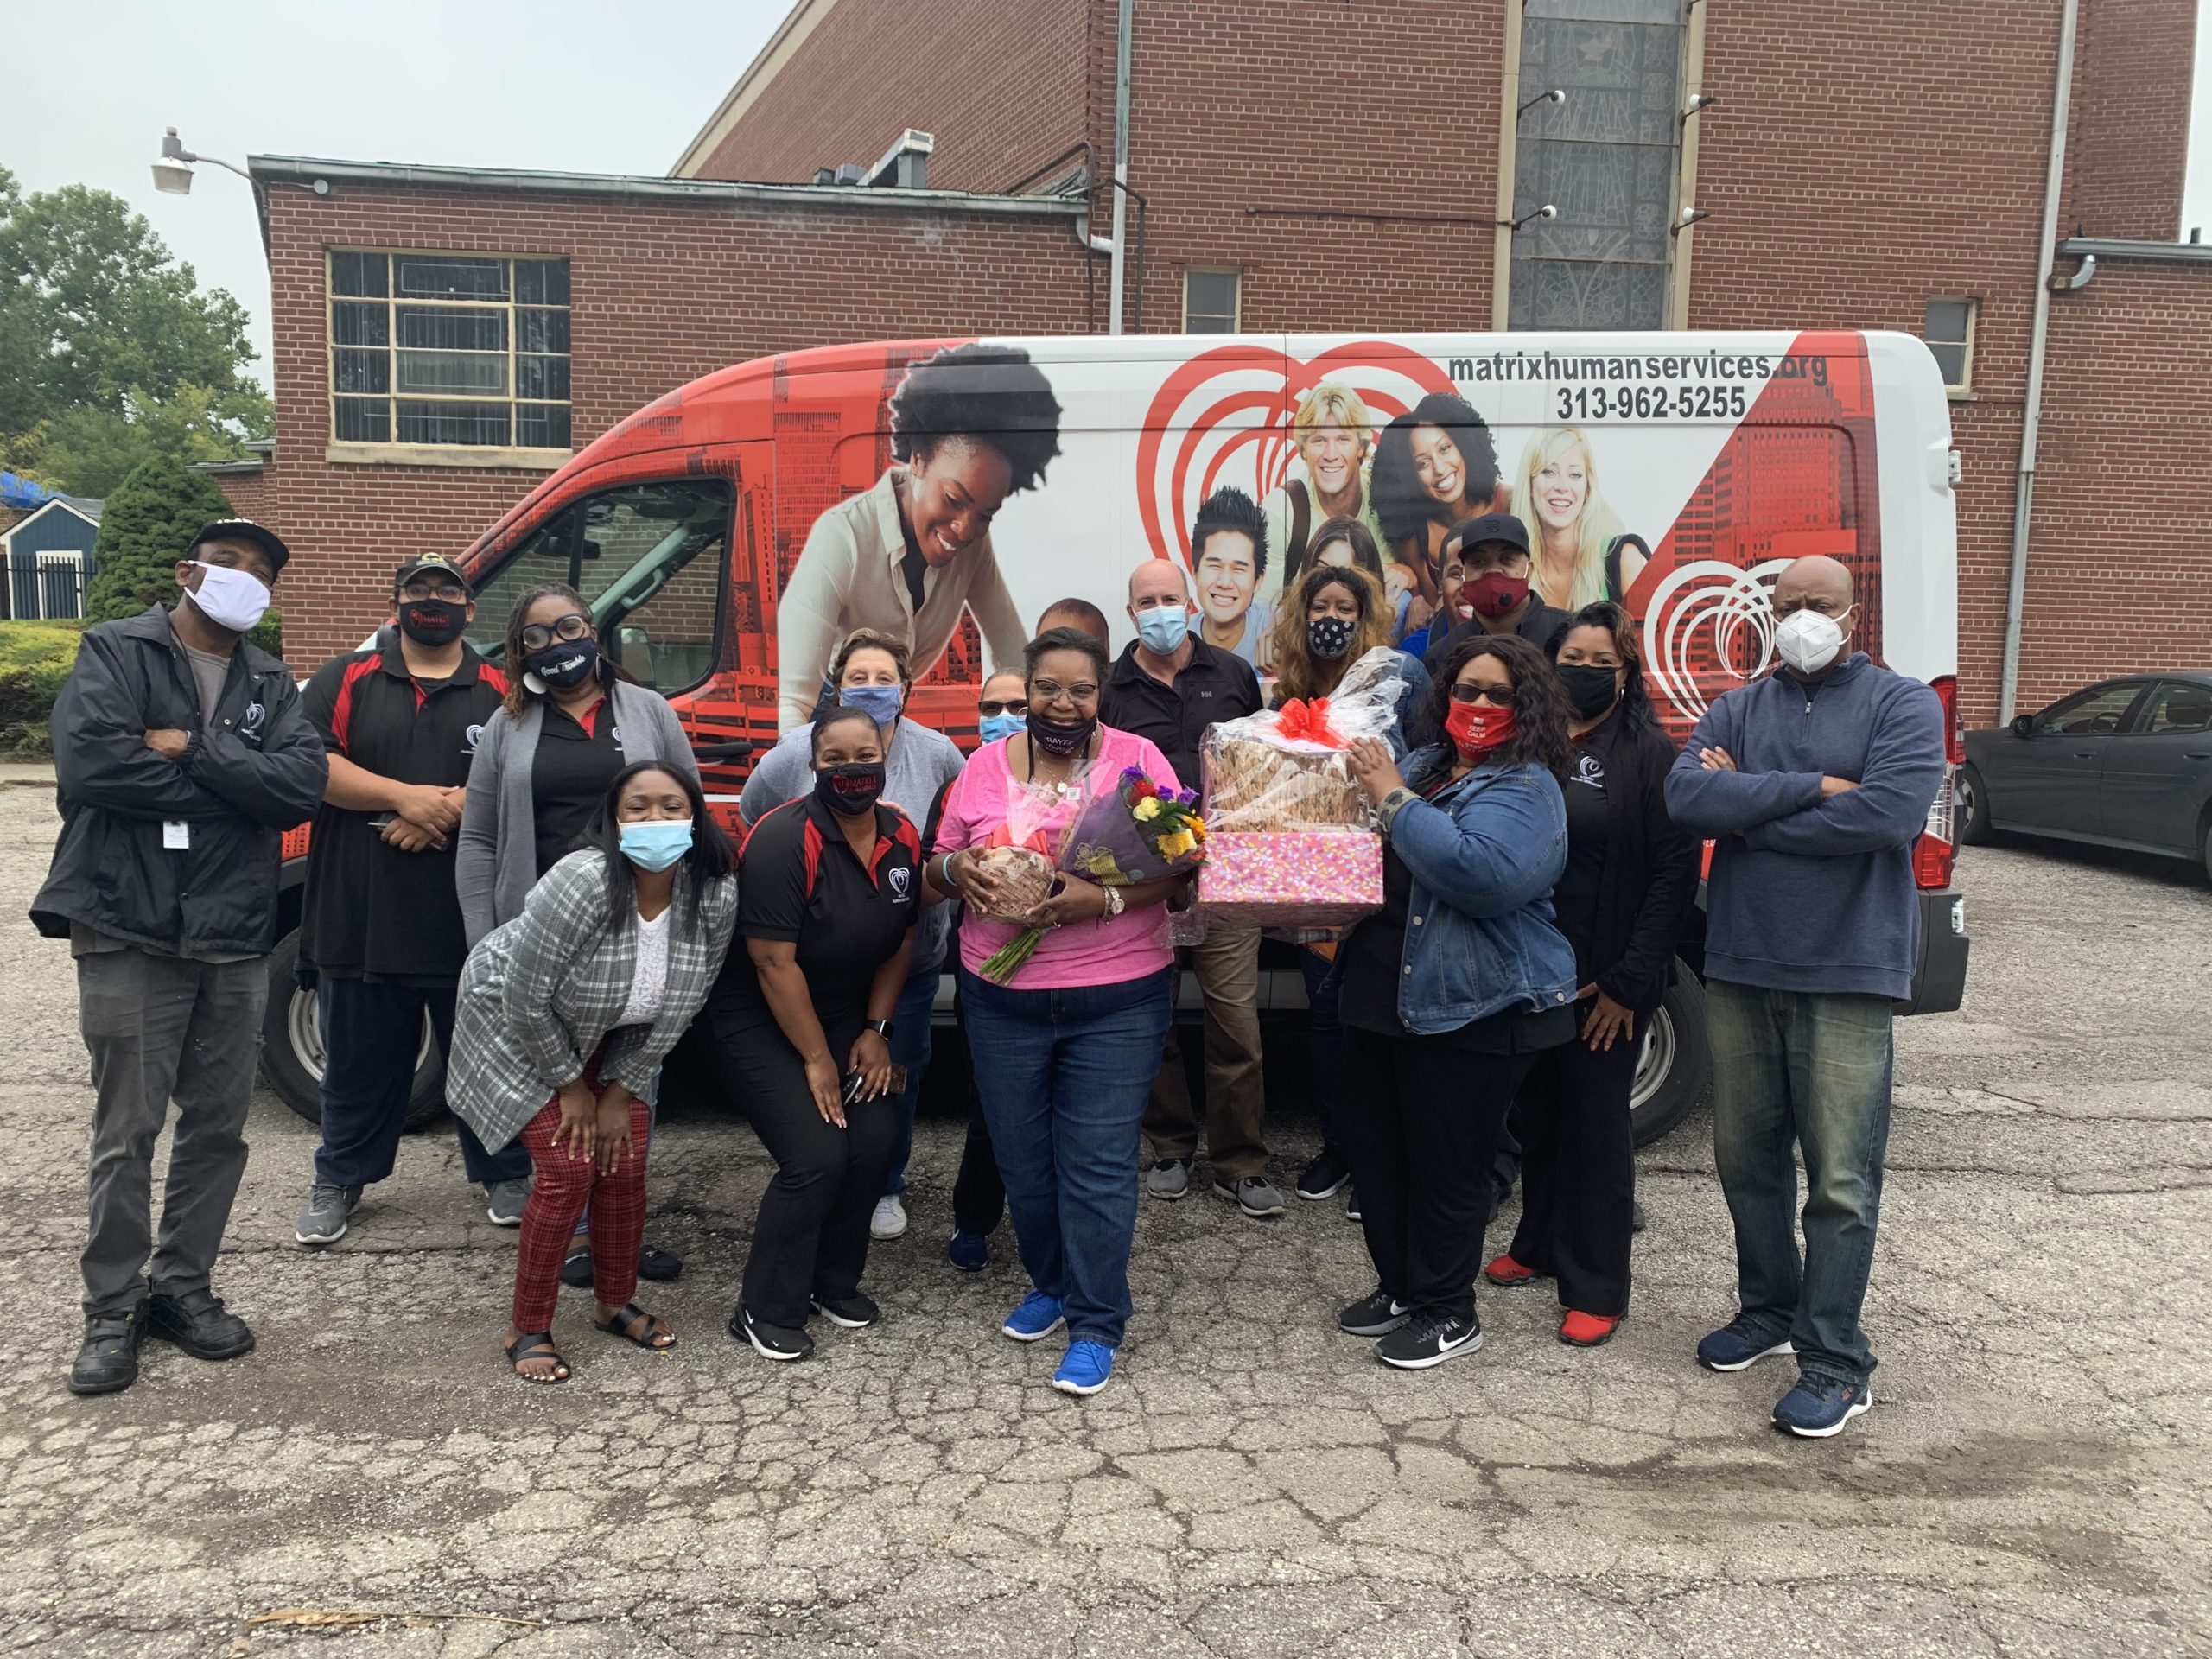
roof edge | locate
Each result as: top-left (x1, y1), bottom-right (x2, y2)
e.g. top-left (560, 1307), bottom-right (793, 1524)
top-left (247, 154), bottom-right (1082, 217)
top-left (671, 0), bottom-right (836, 180)
top-left (2058, 237), bottom-right (2212, 265)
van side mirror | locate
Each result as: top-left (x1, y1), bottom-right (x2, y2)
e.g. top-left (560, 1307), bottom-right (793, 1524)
top-left (2010, 715), bottom-right (2035, 738)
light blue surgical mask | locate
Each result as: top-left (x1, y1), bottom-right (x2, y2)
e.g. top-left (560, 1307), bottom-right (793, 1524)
top-left (1135, 606), bottom-right (1190, 655)
top-left (978, 710), bottom-right (1025, 744)
top-left (839, 683), bottom-right (903, 727)
top-left (619, 819), bottom-right (693, 872)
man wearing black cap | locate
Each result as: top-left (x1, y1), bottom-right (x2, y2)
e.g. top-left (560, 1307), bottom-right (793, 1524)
top-left (292, 553), bottom-right (533, 1248)
top-left (31, 519), bottom-right (328, 1395)
top-left (1419, 512), bottom-right (1574, 677)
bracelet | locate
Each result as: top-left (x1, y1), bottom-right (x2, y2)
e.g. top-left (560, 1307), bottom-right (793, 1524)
top-left (937, 850), bottom-right (958, 887)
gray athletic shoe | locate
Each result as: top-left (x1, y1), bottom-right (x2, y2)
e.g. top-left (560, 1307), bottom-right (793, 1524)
top-left (1146, 1158), bottom-right (1192, 1200)
top-left (484, 1178), bottom-right (531, 1227)
top-left (1215, 1175), bottom-right (1287, 1218)
top-left (295, 1183), bottom-right (362, 1246)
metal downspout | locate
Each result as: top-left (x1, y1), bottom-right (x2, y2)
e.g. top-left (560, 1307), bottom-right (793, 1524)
top-left (1105, 0), bottom-right (1134, 334)
top-left (1999, 0), bottom-right (2080, 721)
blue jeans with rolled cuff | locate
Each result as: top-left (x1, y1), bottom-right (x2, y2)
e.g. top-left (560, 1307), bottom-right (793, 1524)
top-left (1707, 980), bottom-right (1895, 1384)
top-left (957, 964), bottom-right (1173, 1349)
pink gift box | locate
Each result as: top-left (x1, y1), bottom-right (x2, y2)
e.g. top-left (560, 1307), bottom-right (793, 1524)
top-left (1194, 830), bottom-right (1383, 929)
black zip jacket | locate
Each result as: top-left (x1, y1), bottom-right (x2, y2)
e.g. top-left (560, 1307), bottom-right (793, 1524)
top-left (1568, 711), bottom-right (1700, 1014)
top-left (29, 604), bottom-right (328, 957)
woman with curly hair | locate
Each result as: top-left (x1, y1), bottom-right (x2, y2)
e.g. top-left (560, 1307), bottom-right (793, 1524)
top-left (775, 342), bottom-right (1065, 730)
top-left (1370, 394), bottom-right (1504, 623)
top-left (1332, 632), bottom-right (1579, 1370)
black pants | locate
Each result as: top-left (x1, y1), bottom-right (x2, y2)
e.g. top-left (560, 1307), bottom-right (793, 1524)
top-left (950, 1071), bottom-right (1007, 1236)
top-left (1508, 1005), bottom-right (1640, 1317)
top-left (708, 1001), bottom-right (896, 1329)
top-left (1337, 1027), bottom-right (1542, 1321)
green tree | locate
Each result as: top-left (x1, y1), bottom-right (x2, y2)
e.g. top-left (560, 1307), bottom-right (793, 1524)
top-left (85, 453), bottom-right (235, 623)
top-left (0, 166), bottom-right (271, 498)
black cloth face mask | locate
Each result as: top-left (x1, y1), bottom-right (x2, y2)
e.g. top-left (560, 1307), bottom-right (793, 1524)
top-left (397, 598), bottom-right (467, 646)
top-left (1027, 709), bottom-right (1097, 758)
top-left (1307, 615), bottom-right (1355, 661)
top-left (526, 638), bottom-right (599, 690)
top-left (1556, 662), bottom-right (1623, 718)
top-left (816, 761), bottom-right (886, 817)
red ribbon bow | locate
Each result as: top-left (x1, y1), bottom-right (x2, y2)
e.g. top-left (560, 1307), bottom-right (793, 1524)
top-left (1274, 697), bottom-right (1346, 748)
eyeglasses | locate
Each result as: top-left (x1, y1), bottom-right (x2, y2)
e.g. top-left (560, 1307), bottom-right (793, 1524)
top-left (518, 613), bottom-right (590, 652)
top-left (1447, 682), bottom-right (1518, 707)
top-left (1029, 679), bottom-right (1098, 703)
top-left (977, 698), bottom-right (1028, 717)
top-left (400, 580), bottom-right (468, 602)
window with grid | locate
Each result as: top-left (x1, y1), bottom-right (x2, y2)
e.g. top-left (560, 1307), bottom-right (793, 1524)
top-left (1922, 299), bottom-right (1977, 392)
top-left (328, 252), bottom-right (572, 450)
top-left (1184, 269), bottom-right (1241, 334)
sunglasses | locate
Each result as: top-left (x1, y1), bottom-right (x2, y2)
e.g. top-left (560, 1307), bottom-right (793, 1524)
top-left (518, 613), bottom-right (591, 652)
top-left (977, 698), bottom-right (1028, 717)
top-left (1447, 682), bottom-right (1518, 707)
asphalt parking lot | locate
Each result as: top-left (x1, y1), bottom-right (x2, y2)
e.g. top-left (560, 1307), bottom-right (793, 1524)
top-left (0, 778), bottom-right (2206, 1658)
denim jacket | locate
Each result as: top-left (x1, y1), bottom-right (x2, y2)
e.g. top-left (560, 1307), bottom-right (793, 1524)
top-left (1375, 746), bottom-right (1579, 1036)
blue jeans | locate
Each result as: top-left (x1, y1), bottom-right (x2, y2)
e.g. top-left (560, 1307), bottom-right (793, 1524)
top-left (1707, 980), bottom-right (1895, 1384)
top-left (957, 964), bottom-right (1173, 1348)
top-left (881, 962), bottom-right (943, 1197)
top-left (315, 976), bottom-right (527, 1190)
top-left (1300, 948), bottom-right (1344, 1148)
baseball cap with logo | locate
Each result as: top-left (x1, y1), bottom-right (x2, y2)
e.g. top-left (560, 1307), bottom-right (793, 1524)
top-left (392, 553), bottom-right (473, 594)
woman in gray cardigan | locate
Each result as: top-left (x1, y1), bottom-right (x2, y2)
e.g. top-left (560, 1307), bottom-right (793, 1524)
top-left (457, 582), bottom-right (699, 948)
top-left (449, 761), bottom-right (737, 1382)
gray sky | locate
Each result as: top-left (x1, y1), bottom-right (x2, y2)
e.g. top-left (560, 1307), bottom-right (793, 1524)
top-left (3, 0), bottom-right (2209, 393)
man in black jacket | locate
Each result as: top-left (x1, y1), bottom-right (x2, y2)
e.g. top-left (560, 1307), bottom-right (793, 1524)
top-left (1418, 513), bottom-right (1573, 677)
top-left (30, 520), bottom-right (327, 1395)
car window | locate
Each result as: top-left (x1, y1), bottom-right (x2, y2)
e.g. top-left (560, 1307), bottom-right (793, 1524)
top-left (2139, 682), bottom-right (2212, 734)
top-left (465, 480), bottom-right (730, 696)
top-left (2036, 682), bottom-right (2145, 735)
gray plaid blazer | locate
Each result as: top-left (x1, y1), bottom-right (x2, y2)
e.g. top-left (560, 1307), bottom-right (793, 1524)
top-left (448, 849), bottom-right (737, 1153)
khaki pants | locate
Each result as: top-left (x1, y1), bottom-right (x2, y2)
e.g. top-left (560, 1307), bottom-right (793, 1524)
top-left (1142, 924), bottom-right (1267, 1181)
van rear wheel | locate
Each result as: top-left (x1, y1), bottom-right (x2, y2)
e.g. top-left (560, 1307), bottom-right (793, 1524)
top-left (259, 931), bottom-right (448, 1131)
top-left (1630, 967), bottom-right (1712, 1147)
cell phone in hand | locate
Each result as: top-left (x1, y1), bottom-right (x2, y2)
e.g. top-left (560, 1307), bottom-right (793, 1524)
top-left (840, 1065), bottom-right (910, 1104)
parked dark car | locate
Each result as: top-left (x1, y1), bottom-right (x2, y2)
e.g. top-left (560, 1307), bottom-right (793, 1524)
top-left (1959, 672), bottom-right (2212, 880)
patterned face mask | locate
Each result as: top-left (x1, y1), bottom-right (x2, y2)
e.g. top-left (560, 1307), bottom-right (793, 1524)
top-left (1307, 614), bottom-right (1355, 661)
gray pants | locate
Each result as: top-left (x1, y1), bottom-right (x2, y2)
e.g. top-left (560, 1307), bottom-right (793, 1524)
top-left (78, 948), bottom-right (268, 1319)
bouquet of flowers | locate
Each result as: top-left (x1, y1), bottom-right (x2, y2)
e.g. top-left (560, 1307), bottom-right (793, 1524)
top-left (978, 766), bottom-right (1207, 983)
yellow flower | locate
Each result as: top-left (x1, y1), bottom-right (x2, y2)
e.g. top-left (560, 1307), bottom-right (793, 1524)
top-left (1134, 797), bottom-right (1163, 821)
top-left (1157, 830), bottom-right (1194, 859)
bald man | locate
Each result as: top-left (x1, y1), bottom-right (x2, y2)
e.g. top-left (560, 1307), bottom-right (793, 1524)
top-left (1099, 559), bottom-right (1280, 1217)
top-left (1663, 555), bottom-right (1945, 1440)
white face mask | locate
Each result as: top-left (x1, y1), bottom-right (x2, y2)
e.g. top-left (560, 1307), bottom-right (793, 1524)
top-left (1774, 605), bottom-right (1851, 675)
top-left (187, 562), bottom-right (272, 632)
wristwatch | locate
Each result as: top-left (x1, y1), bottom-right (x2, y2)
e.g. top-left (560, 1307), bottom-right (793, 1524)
top-left (864, 1019), bottom-right (894, 1040)
top-left (1103, 885), bottom-right (1127, 918)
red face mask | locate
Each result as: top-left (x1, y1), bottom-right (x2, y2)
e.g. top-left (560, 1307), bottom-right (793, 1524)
top-left (1462, 570), bottom-right (1529, 620)
top-left (1446, 699), bottom-right (1517, 759)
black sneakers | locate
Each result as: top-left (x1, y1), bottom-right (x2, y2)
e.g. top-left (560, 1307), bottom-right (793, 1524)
top-left (146, 1289), bottom-right (255, 1361)
top-left (810, 1292), bottom-right (881, 1330)
top-left (1296, 1147), bottom-right (1351, 1201)
top-left (68, 1302), bottom-right (148, 1395)
top-left (1373, 1310), bottom-right (1483, 1370)
top-left (1337, 1289), bottom-right (1410, 1338)
top-left (733, 1306), bottom-right (814, 1362)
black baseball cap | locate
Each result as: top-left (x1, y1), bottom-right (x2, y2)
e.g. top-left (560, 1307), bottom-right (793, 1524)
top-left (392, 552), bottom-right (473, 594)
top-left (188, 518), bottom-right (292, 574)
top-left (1446, 512), bottom-right (1529, 557)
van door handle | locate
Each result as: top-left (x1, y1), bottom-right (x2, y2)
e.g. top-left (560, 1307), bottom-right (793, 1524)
top-left (690, 740), bottom-right (754, 763)
top-left (2072, 750), bottom-right (2094, 759)
top-left (2187, 752), bottom-right (2211, 760)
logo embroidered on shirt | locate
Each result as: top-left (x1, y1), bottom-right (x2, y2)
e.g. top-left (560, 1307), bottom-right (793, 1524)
top-left (887, 866), bottom-right (912, 902)
top-left (463, 722), bottom-right (486, 753)
top-left (1571, 752), bottom-right (1607, 791)
top-left (240, 702), bottom-right (268, 743)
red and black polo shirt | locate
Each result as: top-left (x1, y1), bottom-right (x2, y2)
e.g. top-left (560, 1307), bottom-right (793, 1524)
top-left (722, 794), bottom-right (923, 1032)
top-left (299, 630), bottom-right (509, 983)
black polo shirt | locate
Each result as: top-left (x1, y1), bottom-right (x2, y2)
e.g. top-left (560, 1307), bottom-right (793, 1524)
top-left (532, 695), bottom-right (626, 877)
top-left (1099, 638), bottom-right (1262, 794)
top-left (300, 630), bottom-right (510, 983)
top-left (720, 794), bottom-right (923, 1033)
top-left (1421, 597), bottom-right (1574, 677)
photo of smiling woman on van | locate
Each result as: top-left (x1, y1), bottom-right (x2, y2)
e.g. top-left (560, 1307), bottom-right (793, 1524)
top-left (774, 343), bottom-right (1064, 731)
top-left (1513, 426), bottom-right (1646, 610)
top-left (1371, 394), bottom-right (1505, 623)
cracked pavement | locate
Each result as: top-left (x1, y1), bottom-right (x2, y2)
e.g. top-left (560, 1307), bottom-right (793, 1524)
top-left (0, 779), bottom-right (2207, 1657)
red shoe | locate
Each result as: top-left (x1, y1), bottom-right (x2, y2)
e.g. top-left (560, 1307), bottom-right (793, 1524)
top-left (1558, 1310), bottom-right (1623, 1347)
top-left (1482, 1254), bottom-right (1541, 1287)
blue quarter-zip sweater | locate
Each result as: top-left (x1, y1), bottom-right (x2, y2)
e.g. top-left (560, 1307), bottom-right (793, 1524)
top-left (1663, 653), bottom-right (1945, 1001)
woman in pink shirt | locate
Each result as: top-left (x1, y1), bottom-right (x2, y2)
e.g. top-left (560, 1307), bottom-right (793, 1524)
top-left (925, 627), bottom-right (1189, 1397)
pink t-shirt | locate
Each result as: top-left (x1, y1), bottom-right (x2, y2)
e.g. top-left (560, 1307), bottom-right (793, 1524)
top-left (931, 727), bottom-right (1181, 988)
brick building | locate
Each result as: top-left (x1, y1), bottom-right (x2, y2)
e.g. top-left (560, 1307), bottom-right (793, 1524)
top-left (237, 0), bottom-right (2206, 719)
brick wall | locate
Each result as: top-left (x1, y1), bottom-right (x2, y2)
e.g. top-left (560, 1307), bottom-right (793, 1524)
top-left (2066, 0), bottom-right (2196, 241)
top-left (690, 0), bottom-right (1091, 195)
top-left (213, 470), bottom-right (274, 525)
top-left (260, 179), bottom-right (1090, 665)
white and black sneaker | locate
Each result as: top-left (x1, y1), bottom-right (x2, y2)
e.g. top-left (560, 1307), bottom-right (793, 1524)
top-left (1337, 1288), bottom-right (1410, 1338)
top-left (1373, 1310), bottom-right (1483, 1370)
top-left (732, 1305), bottom-right (814, 1362)
top-left (810, 1292), bottom-right (880, 1330)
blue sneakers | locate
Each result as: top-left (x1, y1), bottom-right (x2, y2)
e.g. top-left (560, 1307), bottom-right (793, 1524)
top-left (1772, 1371), bottom-right (1872, 1438)
top-left (1052, 1339), bottom-right (1115, 1395)
top-left (1000, 1290), bottom-right (1066, 1343)
top-left (947, 1230), bottom-right (989, 1273)
top-left (1695, 1315), bottom-right (1796, 1373)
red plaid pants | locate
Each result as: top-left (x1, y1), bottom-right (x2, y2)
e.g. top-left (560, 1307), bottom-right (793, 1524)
top-left (510, 1084), bottom-right (652, 1333)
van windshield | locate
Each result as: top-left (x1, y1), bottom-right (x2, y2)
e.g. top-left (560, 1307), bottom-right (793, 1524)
top-left (467, 480), bottom-right (728, 695)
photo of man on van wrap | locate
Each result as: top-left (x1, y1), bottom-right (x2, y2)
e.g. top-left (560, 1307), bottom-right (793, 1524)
top-left (773, 343), bottom-right (1064, 732)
